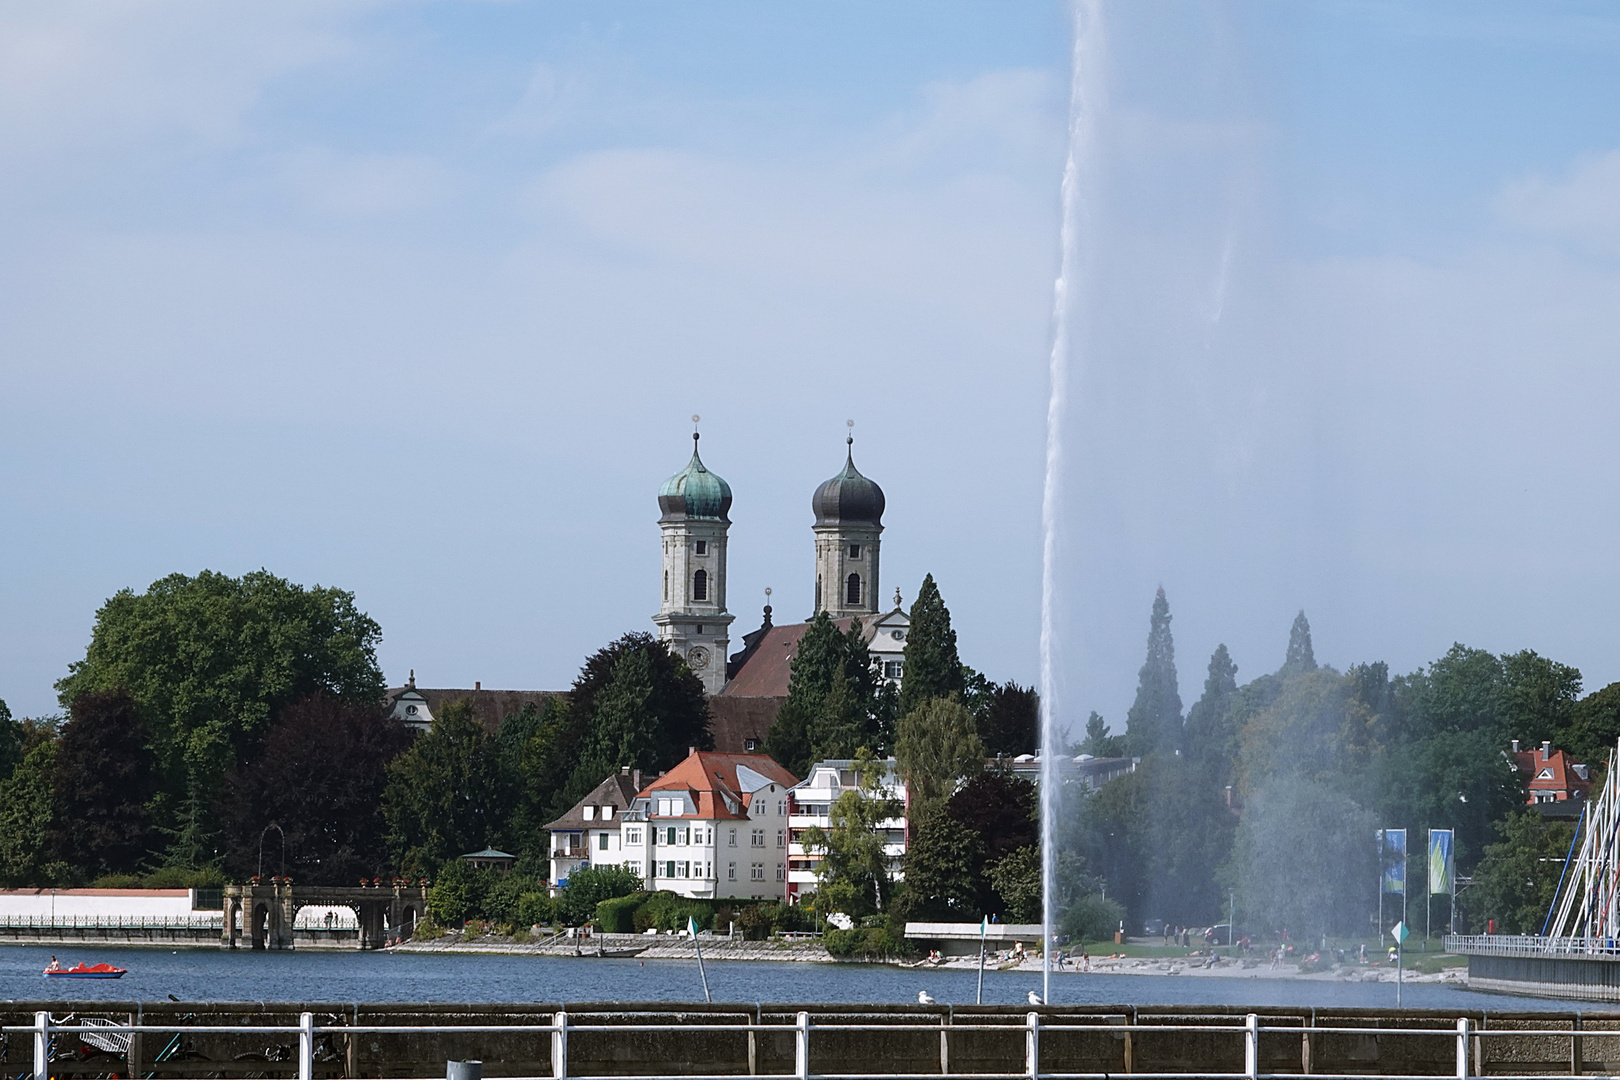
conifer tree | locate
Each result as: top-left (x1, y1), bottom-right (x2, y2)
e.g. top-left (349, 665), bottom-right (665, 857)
top-left (1124, 587), bottom-right (1183, 756)
top-left (1283, 611), bottom-right (1317, 675)
top-left (1185, 643), bottom-right (1238, 765)
top-left (898, 574), bottom-right (965, 719)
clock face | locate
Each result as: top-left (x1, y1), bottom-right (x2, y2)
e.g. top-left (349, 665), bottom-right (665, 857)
top-left (689, 646), bottom-right (710, 669)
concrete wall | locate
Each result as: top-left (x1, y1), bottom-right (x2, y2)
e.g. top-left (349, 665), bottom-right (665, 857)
top-left (0, 889), bottom-right (199, 920)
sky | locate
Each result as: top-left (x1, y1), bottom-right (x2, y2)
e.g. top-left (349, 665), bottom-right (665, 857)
top-left (3, 2), bottom-right (1620, 737)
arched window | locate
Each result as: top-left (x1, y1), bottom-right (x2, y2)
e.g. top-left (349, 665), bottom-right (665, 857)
top-left (693, 569), bottom-right (708, 601)
top-left (845, 573), bottom-right (861, 606)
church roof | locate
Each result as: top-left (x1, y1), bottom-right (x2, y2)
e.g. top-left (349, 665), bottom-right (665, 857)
top-left (720, 616), bottom-right (858, 698)
top-left (659, 433), bottom-right (732, 522)
top-left (812, 439), bottom-right (884, 527)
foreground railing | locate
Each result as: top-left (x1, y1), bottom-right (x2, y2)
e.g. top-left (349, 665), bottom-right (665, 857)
top-left (1446, 934), bottom-right (1620, 957)
top-left (9, 1009), bottom-right (1620, 1080)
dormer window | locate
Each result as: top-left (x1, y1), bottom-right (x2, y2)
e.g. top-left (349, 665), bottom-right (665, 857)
top-left (602, 806), bottom-right (615, 819)
top-left (583, 805), bottom-right (595, 821)
top-left (745, 738), bottom-right (758, 752)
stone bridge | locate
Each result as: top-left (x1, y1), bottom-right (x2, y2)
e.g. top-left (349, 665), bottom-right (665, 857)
top-left (222, 880), bottom-right (429, 951)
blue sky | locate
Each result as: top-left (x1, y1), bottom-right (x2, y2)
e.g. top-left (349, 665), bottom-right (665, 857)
top-left (4, 2), bottom-right (1620, 736)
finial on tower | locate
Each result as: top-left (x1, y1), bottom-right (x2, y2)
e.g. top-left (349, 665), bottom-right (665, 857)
top-left (894, 587), bottom-right (903, 610)
top-left (846, 418), bottom-right (854, 447)
top-left (763, 587), bottom-right (773, 621)
top-left (407, 668), bottom-right (416, 689)
top-left (692, 414), bottom-right (701, 447)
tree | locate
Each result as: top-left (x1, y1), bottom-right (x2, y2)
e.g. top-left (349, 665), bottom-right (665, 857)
top-left (556, 865), bottom-right (641, 927)
top-left (1465, 809), bottom-right (1575, 934)
top-left (1124, 587), bottom-right (1182, 756)
top-left (50, 690), bottom-right (158, 877)
top-left (382, 699), bottom-right (514, 875)
top-left (1564, 681), bottom-right (1620, 770)
top-left (772, 613), bottom-right (883, 775)
top-left (1229, 777), bottom-right (1377, 938)
top-left (978, 681), bottom-right (1039, 758)
top-left (1079, 712), bottom-right (1123, 758)
top-left (898, 574), bottom-right (965, 719)
top-left (986, 846), bottom-right (1042, 923)
top-left (801, 753), bottom-right (901, 917)
top-left (894, 696), bottom-right (984, 816)
top-left (0, 698), bottom-right (17, 780)
top-left (582, 649), bottom-right (663, 775)
top-left (54, 570), bottom-right (385, 788)
top-left (900, 802), bottom-right (985, 919)
top-left (219, 694), bottom-right (414, 884)
top-left (1499, 649), bottom-right (1582, 750)
top-left (1282, 611), bottom-right (1317, 675)
top-left (0, 742), bottom-right (65, 887)
top-left (1184, 644), bottom-right (1238, 773)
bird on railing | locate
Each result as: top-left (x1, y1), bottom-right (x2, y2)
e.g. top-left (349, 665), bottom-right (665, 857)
top-left (917, 991), bottom-right (936, 1005)
top-left (1028, 991), bottom-right (1043, 1005)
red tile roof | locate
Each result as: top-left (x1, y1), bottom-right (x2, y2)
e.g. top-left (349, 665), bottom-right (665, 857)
top-left (1513, 743), bottom-right (1592, 803)
top-left (708, 695), bottom-right (782, 754)
top-left (720, 618), bottom-right (855, 698)
top-left (642, 750), bottom-right (799, 820)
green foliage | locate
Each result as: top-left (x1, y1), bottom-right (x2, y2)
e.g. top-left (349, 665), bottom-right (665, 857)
top-left (427, 859), bottom-right (496, 927)
top-left (975, 679), bottom-right (1039, 758)
top-left (483, 873), bottom-right (553, 928)
top-left (55, 569), bottom-right (384, 784)
top-left (51, 690), bottom-right (158, 877)
top-left (1228, 776), bottom-right (1378, 938)
top-left (382, 699), bottom-right (513, 875)
top-left (771, 613), bottom-right (884, 776)
top-left (633, 891), bottom-right (717, 932)
top-left (1061, 893), bottom-right (1126, 943)
top-left (557, 864), bottom-right (642, 926)
top-left (898, 575), bottom-right (965, 720)
top-left (1184, 644), bottom-right (1238, 778)
top-left (1465, 810), bottom-right (1575, 934)
top-left (895, 696), bottom-right (984, 817)
top-left (1565, 682), bottom-right (1620, 770)
top-left (0, 742), bottom-right (66, 887)
top-left (1079, 712), bottom-right (1123, 758)
top-left (1282, 611), bottom-right (1317, 676)
top-left (219, 694), bottom-right (413, 884)
top-left (899, 801), bottom-right (985, 919)
top-left (1124, 587), bottom-right (1182, 757)
top-left (800, 752), bottom-right (901, 917)
top-left (731, 900), bottom-right (813, 938)
top-left (986, 846), bottom-right (1041, 923)
top-left (824, 923), bottom-right (914, 959)
top-left (596, 892), bottom-right (647, 933)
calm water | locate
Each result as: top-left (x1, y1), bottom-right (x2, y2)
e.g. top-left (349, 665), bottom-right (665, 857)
top-left (0, 946), bottom-right (1582, 1011)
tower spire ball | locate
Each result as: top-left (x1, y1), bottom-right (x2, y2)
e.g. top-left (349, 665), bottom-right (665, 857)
top-left (846, 418), bottom-right (854, 446)
top-left (692, 414), bottom-right (701, 445)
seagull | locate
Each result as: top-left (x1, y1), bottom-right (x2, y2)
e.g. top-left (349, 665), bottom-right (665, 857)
top-left (918, 990), bottom-right (936, 1005)
top-left (1028, 991), bottom-right (1044, 1005)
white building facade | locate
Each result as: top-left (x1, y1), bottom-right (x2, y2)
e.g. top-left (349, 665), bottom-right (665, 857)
top-left (542, 770), bottom-right (642, 896)
top-left (785, 757), bottom-right (908, 907)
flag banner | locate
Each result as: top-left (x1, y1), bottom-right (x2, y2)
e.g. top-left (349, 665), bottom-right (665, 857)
top-left (1429, 829), bottom-right (1454, 895)
top-left (1380, 829), bottom-right (1407, 893)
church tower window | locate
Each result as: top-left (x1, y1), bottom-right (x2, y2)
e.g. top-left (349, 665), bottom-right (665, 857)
top-left (663, 571), bottom-right (668, 601)
top-left (695, 540), bottom-right (707, 555)
top-left (845, 573), bottom-right (861, 606)
top-left (693, 569), bottom-right (708, 601)
top-left (849, 544), bottom-right (861, 559)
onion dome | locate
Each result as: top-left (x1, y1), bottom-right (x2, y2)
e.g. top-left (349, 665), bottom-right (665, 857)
top-left (812, 437), bottom-right (885, 527)
top-left (659, 433), bottom-right (732, 522)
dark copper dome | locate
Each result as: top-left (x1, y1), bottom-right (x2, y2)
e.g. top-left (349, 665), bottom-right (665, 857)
top-left (812, 439), bottom-right (885, 527)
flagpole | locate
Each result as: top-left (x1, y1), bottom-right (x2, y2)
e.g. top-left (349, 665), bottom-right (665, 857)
top-left (690, 917), bottom-right (711, 1003)
top-left (977, 916), bottom-right (987, 1005)
top-left (1426, 828), bottom-right (1432, 953)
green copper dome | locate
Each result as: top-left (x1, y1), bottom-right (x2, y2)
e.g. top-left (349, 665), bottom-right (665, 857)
top-left (659, 433), bottom-right (732, 522)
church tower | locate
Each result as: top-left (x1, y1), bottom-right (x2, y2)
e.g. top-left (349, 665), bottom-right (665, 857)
top-left (811, 433), bottom-right (885, 618)
top-left (653, 430), bottom-right (734, 695)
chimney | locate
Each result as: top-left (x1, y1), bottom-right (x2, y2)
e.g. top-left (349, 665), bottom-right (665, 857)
top-left (475, 681), bottom-right (481, 691)
top-left (633, 768), bottom-right (642, 791)
top-left (689, 746), bottom-right (697, 757)
top-left (621, 765), bottom-right (630, 775)
top-left (1511, 740), bottom-right (1520, 753)
top-left (1543, 740), bottom-right (1552, 759)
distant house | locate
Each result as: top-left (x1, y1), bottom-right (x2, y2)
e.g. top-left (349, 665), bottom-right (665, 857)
top-left (621, 750), bottom-right (799, 901)
top-left (543, 769), bottom-right (642, 896)
top-left (384, 673), bottom-right (562, 733)
top-left (1512, 740), bottom-right (1592, 816)
top-left (786, 758), bottom-right (908, 908)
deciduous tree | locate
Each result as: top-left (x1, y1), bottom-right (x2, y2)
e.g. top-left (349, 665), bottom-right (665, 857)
top-left (50, 690), bottom-right (158, 877)
top-left (895, 696), bottom-right (984, 816)
top-left (382, 699), bottom-right (513, 875)
top-left (801, 752), bottom-right (901, 918)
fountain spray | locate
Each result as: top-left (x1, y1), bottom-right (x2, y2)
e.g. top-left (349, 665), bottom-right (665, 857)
top-left (1042, 0), bottom-right (1103, 1006)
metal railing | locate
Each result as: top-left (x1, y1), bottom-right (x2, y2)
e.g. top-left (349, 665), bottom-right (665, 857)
top-left (0, 915), bottom-right (224, 929)
top-left (1446, 933), bottom-right (1620, 957)
top-left (10, 1009), bottom-right (1620, 1080)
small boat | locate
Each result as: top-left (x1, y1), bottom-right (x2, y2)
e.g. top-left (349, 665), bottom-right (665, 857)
top-left (44, 962), bottom-right (127, 979)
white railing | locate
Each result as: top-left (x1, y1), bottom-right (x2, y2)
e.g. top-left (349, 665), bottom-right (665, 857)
top-left (7, 1009), bottom-right (1614, 1080)
top-left (0, 915), bottom-right (224, 930)
top-left (1445, 933), bottom-right (1620, 957)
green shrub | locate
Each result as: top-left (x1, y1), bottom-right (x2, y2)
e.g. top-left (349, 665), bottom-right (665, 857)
top-left (597, 892), bottom-right (649, 933)
top-left (558, 865), bottom-right (642, 926)
top-left (732, 901), bottom-right (814, 939)
top-left (92, 873), bottom-right (144, 889)
top-left (428, 859), bottom-right (495, 926)
top-left (412, 913), bottom-right (446, 941)
top-left (632, 890), bottom-right (716, 932)
top-left (144, 865), bottom-right (226, 889)
top-left (1061, 893), bottom-right (1125, 943)
top-left (517, 891), bottom-right (555, 928)
top-left (484, 871), bottom-right (548, 925)
top-left (824, 926), bottom-right (913, 959)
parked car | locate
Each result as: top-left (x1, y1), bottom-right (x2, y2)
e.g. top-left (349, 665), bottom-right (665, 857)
top-left (1142, 918), bottom-right (1166, 938)
top-left (1203, 923), bottom-right (1244, 946)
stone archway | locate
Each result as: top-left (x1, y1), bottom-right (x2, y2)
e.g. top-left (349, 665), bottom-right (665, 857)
top-left (251, 902), bottom-right (270, 950)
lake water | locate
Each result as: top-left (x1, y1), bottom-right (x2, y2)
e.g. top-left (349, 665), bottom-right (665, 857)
top-left (0, 945), bottom-right (1577, 1011)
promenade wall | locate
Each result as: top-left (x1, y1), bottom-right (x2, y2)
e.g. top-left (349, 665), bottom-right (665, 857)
top-left (6, 1002), bottom-right (1620, 1079)
top-left (0, 889), bottom-right (198, 920)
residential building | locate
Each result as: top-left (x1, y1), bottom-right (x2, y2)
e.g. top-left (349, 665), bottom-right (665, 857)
top-left (785, 758), bottom-right (908, 908)
top-left (1512, 740), bottom-right (1591, 816)
top-left (543, 768), bottom-right (642, 896)
top-left (621, 750), bottom-right (799, 901)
